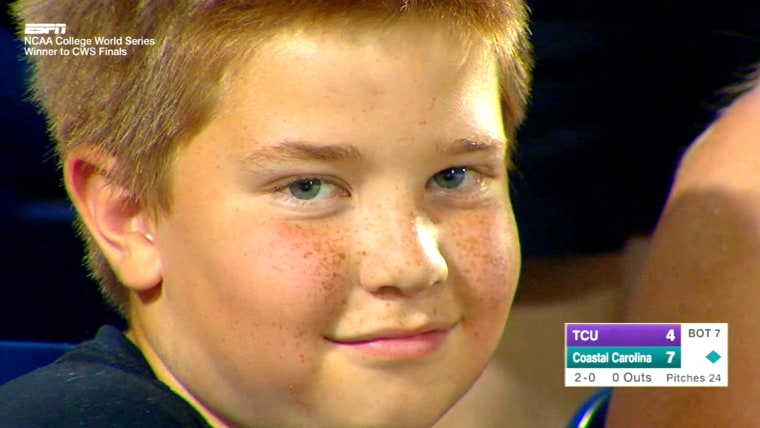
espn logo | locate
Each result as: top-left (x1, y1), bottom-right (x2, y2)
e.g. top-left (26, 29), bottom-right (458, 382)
top-left (25, 23), bottom-right (66, 35)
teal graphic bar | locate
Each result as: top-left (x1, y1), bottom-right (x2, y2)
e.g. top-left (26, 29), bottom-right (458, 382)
top-left (567, 346), bottom-right (681, 368)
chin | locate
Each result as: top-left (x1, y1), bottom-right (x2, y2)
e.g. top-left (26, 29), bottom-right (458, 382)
top-left (329, 411), bottom-right (441, 428)
top-left (321, 388), bottom-right (462, 428)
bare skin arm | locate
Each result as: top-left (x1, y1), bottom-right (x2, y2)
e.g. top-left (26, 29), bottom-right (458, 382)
top-left (607, 85), bottom-right (760, 427)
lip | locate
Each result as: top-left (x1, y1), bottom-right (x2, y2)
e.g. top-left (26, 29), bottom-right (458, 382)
top-left (327, 324), bottom-right (456, 361)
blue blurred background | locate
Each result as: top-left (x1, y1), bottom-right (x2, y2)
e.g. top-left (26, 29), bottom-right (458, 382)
top-left (1, 4), bottom-right (123, 342)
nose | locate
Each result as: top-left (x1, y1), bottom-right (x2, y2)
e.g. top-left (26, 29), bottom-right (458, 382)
top-left (357, 208), bottom-right (448, 296)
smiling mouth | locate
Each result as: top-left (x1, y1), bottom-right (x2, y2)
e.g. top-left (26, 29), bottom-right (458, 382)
top-left (327, 324), bottom-right (456, 360)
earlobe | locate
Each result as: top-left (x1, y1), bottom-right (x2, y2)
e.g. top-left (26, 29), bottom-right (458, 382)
top-left (63, 146), bottom-right (163, 291)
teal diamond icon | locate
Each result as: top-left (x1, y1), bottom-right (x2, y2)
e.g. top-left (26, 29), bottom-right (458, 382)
top-left (706, 351), bottom-right (721, 363)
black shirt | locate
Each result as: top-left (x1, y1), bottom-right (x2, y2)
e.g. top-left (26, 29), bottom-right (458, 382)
top-left (0, 326), bottom-right (210, 427)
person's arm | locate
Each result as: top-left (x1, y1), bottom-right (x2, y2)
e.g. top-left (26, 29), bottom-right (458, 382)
top-left (606, 84), bottom-right (760, 427)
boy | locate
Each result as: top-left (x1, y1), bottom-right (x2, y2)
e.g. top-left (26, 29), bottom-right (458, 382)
top-left (1, 1), bottom-right (532, 426)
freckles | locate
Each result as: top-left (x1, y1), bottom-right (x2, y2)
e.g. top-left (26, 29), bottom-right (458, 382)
top-left (264, 223), bottom-right (353, 384)
top-left (448, 210), bottom-right (517, 311)
top-left (274, 222), bottom-right (352, 314)
top-left (319, 252), bottom-right (350, 313)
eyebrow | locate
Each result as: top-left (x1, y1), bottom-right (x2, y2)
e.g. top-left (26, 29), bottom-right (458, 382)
top-left (437, 137), bottom-right (506, 156)
top-left (242, 142), bottom-right (362, 168)
top-left (241, 136), bottom-right (507, 168)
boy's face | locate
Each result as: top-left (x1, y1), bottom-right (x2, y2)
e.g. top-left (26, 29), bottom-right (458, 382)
top-left (137, 19), bottom-right (520, 427)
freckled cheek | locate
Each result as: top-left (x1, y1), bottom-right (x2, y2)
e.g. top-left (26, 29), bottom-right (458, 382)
top-left (446, 210), bottom-right (520, 324)
top-left (206, 220), bottom-right (353, 386)
top-left (255, 222), bottom-right (353, 328)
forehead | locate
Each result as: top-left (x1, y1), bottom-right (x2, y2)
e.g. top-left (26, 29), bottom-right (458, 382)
top-left (225, 18), bottom-right (497, 107)
top-left (193, 19), bottom-right (504, 163)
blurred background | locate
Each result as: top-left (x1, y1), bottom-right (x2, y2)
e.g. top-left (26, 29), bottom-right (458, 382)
top-left (1, 3), bottom-right (123, 342)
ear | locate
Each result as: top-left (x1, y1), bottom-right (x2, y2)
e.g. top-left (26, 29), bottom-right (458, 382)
top-left (63, 145), bottom-right (162, 291)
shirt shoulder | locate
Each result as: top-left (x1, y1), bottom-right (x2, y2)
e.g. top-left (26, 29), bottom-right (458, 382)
top-left (0, 326), bottom-right (209, 428)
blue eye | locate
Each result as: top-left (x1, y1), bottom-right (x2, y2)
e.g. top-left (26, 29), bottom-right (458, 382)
top-left (289, 179), bottom-right (323, 200)
top-left (432, 168), bottom-right (468, 189)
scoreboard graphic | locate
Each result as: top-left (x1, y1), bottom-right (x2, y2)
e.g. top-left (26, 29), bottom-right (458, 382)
top-left (565, 323), bottom-right (728, 387)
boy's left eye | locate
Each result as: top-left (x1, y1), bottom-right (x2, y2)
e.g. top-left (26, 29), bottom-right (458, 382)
top-left (428, 167), bottom-right (483, 192)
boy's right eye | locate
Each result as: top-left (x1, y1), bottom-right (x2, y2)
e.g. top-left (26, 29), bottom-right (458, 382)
top-left (273, 177), bottom-right (349, 205)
